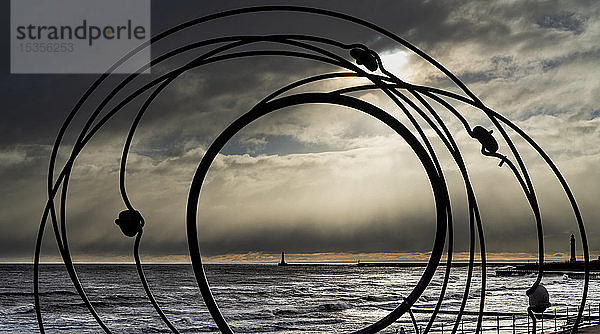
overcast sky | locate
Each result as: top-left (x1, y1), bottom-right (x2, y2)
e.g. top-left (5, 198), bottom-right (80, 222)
top-left (1, 0), bottom-right (599, 263)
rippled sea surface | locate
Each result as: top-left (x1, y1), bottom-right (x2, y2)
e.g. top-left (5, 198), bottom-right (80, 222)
top-left (0, 264), bottom-right (597, 333)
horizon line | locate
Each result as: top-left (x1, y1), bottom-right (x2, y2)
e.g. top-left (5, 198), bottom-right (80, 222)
top-left (1, 250), bottom-right (590, 265)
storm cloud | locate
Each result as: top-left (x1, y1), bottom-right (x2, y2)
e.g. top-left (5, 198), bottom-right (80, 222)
top-left (1, 0), bottom-right (599, 262)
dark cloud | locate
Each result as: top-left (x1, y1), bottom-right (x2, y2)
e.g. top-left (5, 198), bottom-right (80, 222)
top-left (536, 12), bottom-right (588, 34)
top-left (1, 0), bottom-right (599, 262)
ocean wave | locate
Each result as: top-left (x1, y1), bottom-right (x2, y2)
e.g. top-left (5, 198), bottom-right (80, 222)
top-left (418, 294), bottom-right (440, 302)
top-left (5, 264), bottom-right (597, 332)
top-left (272, 301), bottom-right (351, 316)
top-left (99, 294), bottom-right (149, 303)
top-left (233, 309), bottom-right (275, 320)
top-left (0, 290), bottom-right (79, 297)
top-left (375, 302), bottom-right (397, 310)
top-left (364, 295), bottom-right (398, 302)
top-left (273, 308), bottom-right (306, 316)
top-left (317, 302), bottom-right (351, 312)
top-left (52, 295), bottom-right (154, 309)
top-left (0, 304), bottom-right (34, 315)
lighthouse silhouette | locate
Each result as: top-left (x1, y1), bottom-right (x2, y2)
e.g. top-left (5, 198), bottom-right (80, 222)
top-left (278, 251), bottom-right (288, 266)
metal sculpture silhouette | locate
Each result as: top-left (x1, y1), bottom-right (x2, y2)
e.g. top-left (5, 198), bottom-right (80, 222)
top-left (33, 6), bottom-right (589, 334)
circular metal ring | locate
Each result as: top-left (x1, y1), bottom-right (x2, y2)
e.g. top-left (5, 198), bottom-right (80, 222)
top-left (186, 92), bottom-right (450, 333)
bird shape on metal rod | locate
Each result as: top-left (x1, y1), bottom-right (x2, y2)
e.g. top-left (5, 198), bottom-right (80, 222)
top-left (115, 210), bottom-right (143, 237)
top-left (471, 125), bottom-right (499, 154)
top-left (350, 47), bottom-right (379, 72)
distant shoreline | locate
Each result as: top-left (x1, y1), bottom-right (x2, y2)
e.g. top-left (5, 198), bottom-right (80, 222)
top-left (0, 261), bottom-right (552, 266)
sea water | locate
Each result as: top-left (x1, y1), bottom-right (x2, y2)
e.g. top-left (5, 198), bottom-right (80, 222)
top-left (0, 264), bottom-right (597, 333)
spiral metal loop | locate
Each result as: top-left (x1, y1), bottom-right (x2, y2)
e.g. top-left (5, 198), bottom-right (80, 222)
top-left (34, 6), bottom-right (589, 334)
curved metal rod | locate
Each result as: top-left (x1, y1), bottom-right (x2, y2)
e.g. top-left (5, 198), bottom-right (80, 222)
top-left (378, 73), bottom-right (544, 299)
top-left (404, 90), bottom-right (482, 334)
top-left (195, 62), bottom-right (465, 331)
top-left (56, 26), bottom-right (478, 332)
top-left (407, 301), bottom-right (419, 334)
top-left (42, 32), bottom-right (362, 250)
top-left (252, 56), bottom-right (458, 331)
top-left (119, 38), bottom-right (256, 209)
top-left (418, 86), bottom-right (588, 332)
top-left (406, 90), bottom-right (481, 334)
top-left (119, 39), bottom-right (277, 333)
top-left (121, 78), bottom-right (182, 333)
top-left (36, 45), bottom-right (350, 333)
top-left (214, 65), bottom-right (454, 331)
top-left (385, 87), bottom-right (486, 334)
top-left (37, 6), bottom-right (488, 331)
top-left (38, 35), bottom-right (439, 332)
top-left (326, 48), bottom-right (458, 332)
top-left (330, 76), bottom-right (485, 334)
top-left (35, 6), bottom-right (588, 334)
top-left (118, 43), bottom-right (451, 332)
top-left (133, 228), bottom-right (180, 333)
top-left (350, 70), bottom-right (544, 280)
top-left (333, 78), bottom-right (575, 333)
top-left (186, 92), bottom-right (449, 334)
top-left (43, 60), bottom-right (584, 334)
top-left (368, 87), bottom-right (456, 333)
